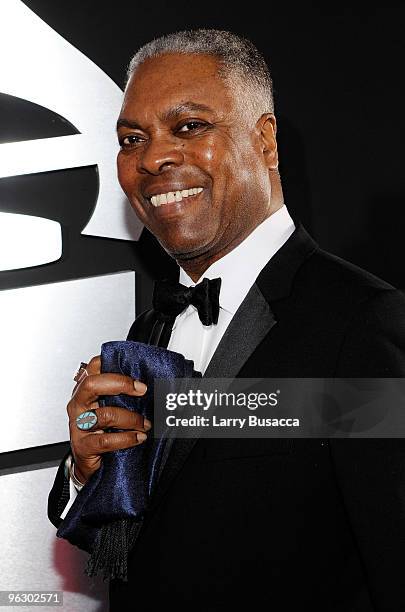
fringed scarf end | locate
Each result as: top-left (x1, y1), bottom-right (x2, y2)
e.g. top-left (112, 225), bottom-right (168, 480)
top-left (84, 518), bottom-right (143, 582)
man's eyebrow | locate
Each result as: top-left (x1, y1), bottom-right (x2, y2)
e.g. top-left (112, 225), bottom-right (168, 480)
top-left (159, 101), bottom-right (214, 122)
top-left (116, 102), bottom-right (213, 132)
top-left (116, 118), bottom-right (141, 131)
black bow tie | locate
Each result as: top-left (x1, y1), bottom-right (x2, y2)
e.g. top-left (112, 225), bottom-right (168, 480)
top-left (152, 277), bottom-right (222, 326)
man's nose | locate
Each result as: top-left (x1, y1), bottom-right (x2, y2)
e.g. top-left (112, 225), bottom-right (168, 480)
top-left (137, 136), bottom-right (184, 175)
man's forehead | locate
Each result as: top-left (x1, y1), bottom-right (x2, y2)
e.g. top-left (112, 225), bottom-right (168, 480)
top-left (121, 54), bottom-right (235, 122)
top-left (124, 53), bottom-right (231, 100)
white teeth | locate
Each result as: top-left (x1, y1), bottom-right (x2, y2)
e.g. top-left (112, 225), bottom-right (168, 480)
top-left (149, 187), bottom-right (203, 207)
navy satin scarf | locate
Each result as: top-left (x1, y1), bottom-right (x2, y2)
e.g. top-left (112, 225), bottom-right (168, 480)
top-left (57, 340), bottom-right (201, 581)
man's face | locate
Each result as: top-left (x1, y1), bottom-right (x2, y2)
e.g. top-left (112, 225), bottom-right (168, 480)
top-left (117, 53), bottom-right (276, 263)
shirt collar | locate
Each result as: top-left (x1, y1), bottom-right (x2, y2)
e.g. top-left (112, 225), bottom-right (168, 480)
top-left (178, 205), bottom-right (295, 315)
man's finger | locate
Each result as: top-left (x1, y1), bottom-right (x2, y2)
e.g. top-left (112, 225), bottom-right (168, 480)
top-left (86, 355), bottom-right (101, 375)
top-left (71, 355), bottom-right (100, 396)
top-left (70, 406), bottom-right (152, 432)
top-left (70, 372), bottom-right (147, 406)
top-left (78, 430), bottom-right (148, 455)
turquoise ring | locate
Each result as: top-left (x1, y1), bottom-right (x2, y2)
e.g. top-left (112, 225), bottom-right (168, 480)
top-left (76, 410), bottom-right (98, 430)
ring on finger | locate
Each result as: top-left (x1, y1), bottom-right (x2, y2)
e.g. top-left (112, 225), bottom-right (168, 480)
top-left (76, 410), bottom-right (98, 431)
top-left (74, 362), bottom-right (89, 384)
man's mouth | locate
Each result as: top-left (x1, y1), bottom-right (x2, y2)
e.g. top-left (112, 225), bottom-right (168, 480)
top-left (149, 187), bottom-right (203, 207)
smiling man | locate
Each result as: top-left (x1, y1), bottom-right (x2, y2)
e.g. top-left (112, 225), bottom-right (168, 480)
top-left (116, 48), bottom-right (282, 280)
top-left (48, 30), bottom-right (405, 611)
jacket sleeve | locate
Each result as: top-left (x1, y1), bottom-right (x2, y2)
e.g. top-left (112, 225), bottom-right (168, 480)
top-left (331, 288), bottom-right (405, 611)
top-left (47, 448), bottom-right (72, 529)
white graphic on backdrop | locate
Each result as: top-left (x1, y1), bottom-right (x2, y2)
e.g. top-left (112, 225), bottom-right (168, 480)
top-left (0, 212), bottom-right (61, 272)
top-left (0, 1), bottom-right (137, 453)
top-left (0, 0), bottom-right (142, 254)
top-left (0, 272), bottom-right (136, 453)
top-left (0, 5), bottom-right (136, 606)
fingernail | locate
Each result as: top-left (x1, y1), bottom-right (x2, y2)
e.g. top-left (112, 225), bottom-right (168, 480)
top-left (134, 380), bottom-right (147, 393)
top-left (137, 432), bottom-right (147, 442)
top-left (144, 418), bottom-right (152, 431)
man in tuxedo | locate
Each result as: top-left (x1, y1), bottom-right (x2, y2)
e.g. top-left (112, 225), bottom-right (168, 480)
top-left (48, 30), bottom-right (405, 610)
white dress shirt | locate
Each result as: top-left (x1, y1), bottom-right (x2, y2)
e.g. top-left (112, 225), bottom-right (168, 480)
top-left (61, 205), bottom-right (295, 519)
top-left (167, 205), bottom-right (295, 373)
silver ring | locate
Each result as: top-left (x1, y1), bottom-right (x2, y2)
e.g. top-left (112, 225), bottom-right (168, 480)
top-left (74, 361), bottom-right (89, 383)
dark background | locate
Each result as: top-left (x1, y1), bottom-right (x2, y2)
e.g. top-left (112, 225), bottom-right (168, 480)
top-left (2, 2), bottom-right (405, 304)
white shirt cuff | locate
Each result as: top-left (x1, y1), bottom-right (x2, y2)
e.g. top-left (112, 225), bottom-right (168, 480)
top-left (60, 475), bottom-right (79, 519)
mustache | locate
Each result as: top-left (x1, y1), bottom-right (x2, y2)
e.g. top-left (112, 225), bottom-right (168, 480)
top-left (140, 171), bottom-right (208, 198)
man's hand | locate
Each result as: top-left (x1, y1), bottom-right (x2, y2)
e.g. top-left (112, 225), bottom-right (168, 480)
top-left (67, 355), bottom-right (151, 484)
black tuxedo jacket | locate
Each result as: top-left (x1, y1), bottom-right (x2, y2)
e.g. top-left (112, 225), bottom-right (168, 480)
top-left (49, 224), bottom-right (405, 611)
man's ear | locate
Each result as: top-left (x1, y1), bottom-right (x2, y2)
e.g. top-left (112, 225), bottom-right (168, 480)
top-left (257, 113), bottom-right (278, 170)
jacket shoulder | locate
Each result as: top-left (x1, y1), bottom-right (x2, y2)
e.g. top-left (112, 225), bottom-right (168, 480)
top-left (296, 247), bottom-right (398, 306)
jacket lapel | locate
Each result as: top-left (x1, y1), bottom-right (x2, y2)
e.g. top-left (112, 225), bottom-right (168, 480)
top-left (204, 282), bottom-right (276, 378)
top-left (126, 309), bottom-right (174, 349)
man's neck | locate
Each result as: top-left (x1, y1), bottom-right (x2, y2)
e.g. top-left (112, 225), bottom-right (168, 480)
top-left (177, 201), bottom-right (284, 282)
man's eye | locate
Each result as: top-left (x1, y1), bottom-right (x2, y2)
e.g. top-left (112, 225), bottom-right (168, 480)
top-left (119, 134), bottom-right (145, 147)
top-left (177, 121), bottom-right (206, 133)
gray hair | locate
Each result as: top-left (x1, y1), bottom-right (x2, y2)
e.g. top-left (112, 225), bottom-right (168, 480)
top-left (126, 29), bottom-right (274, 124)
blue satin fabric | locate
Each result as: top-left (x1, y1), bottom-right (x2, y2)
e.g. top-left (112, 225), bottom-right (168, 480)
top-left (57, 340), bottom-right (201, 553)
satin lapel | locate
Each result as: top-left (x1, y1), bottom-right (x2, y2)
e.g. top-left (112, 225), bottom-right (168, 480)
top-left (149, 282), bottom-right (277, 513)
top-left (148, 317), bottom-right (174, 348)
top-left (204, 283), bottom-right (276, 378)
top-left (126, 308), bottom-right (174, 348)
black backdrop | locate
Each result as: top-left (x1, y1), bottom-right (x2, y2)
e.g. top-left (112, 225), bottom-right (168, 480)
top-left (3, 2), bottom-right (405, 304)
